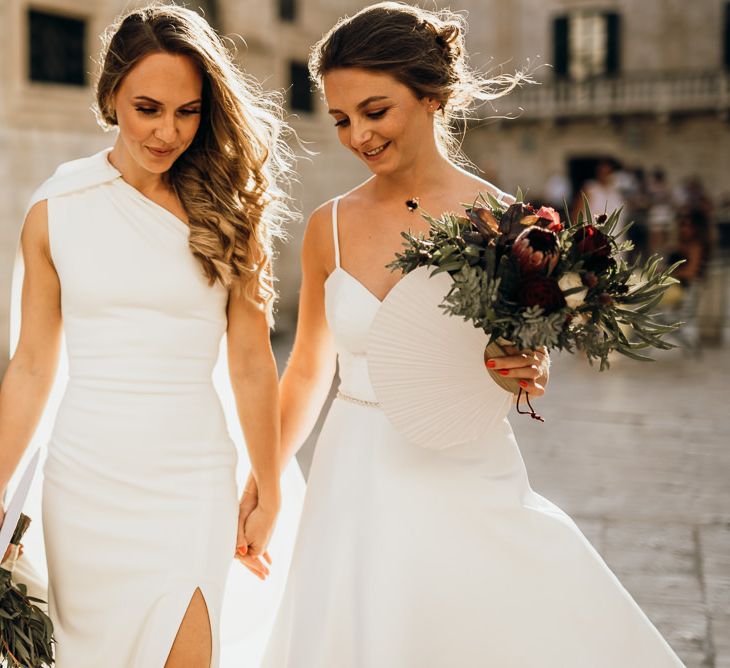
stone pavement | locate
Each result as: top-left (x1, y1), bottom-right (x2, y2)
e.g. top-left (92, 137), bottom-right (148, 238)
top-left (273, 337), bottom-right (729, 668)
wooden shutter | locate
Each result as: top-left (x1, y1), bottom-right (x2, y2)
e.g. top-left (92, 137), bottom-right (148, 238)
top-left (605, 12), bottom-right (621, 76)
top-left (725, 3), bottom-right (730, 69)
top-left (553, 16), bottom-right (569, 77)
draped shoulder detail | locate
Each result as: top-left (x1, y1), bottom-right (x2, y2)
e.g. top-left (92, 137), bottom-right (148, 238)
top-left (26, 148), bottom-right (119, 214)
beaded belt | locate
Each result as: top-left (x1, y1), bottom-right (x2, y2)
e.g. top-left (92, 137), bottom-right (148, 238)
top-left (336, 391), bottom-right (381, 409)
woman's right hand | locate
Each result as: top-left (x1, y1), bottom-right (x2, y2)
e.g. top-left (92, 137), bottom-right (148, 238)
top-left (234, 476), bottom-right (276, 580)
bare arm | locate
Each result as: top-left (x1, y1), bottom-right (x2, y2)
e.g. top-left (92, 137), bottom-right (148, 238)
top-left (227, 290), bottom-right (281, 510)
top-left (278, 204), bottom-right (338, 468)
top-left (0, 201), bottom-right (62, 499)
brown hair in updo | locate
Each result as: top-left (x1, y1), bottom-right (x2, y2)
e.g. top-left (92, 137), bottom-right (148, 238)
top-left (309, 1), bottom-right (529, 162)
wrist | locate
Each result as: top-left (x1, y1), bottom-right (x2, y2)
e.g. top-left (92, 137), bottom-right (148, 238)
top-left (256, 486), bottom-right (281, 512)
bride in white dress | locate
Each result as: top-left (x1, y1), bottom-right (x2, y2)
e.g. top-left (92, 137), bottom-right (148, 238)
top-left (260, 3), bottom-right (685, 666)
top-left (0, 6), bottom-right (304, 667)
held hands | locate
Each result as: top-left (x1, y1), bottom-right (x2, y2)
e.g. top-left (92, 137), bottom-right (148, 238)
top-left (235, 475), bottom-right (277, 580)
top-left (485, 346), bottom-right (550, 397)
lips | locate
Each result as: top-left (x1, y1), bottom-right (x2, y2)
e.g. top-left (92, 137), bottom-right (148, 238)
top-left (362, 141), bottom-right (390, 160)
top-left (146, 146), bottom-right (175, 157)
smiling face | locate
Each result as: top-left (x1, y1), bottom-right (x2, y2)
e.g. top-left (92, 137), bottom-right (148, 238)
top-left (323, 68), bottom-right (438, 176)
top-left (113, 52), bottom-right (203, 175)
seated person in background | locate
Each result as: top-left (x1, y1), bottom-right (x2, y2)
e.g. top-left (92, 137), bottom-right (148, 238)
top-left (663, 208), bottom-right (711, 309)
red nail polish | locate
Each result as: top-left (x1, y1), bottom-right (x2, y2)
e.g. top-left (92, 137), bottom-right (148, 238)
top-left (499, 369), bottom-right (509, 376)
top-left (519, 380), bottom-right (528, 388)
top-left (486, 360), bottom-right (496, 368)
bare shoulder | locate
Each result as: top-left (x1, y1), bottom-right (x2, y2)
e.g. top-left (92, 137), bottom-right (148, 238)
top-left (301, 198), bottom-right (338, 275)
top-left (21, 200), bottom-right (50, 253)
top-left (304, 199), bottom-right (336, 247)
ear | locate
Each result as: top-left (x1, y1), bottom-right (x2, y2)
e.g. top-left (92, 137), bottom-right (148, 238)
top-left (421, 97), bottom-right (440, 113)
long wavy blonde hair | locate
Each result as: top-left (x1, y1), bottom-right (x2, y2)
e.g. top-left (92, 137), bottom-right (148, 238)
top-left (95, 4), bottom-right (293, 321)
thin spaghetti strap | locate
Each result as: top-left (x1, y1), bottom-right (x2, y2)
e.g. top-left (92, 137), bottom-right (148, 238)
top-left (331, 197), bottom-right (341, 269)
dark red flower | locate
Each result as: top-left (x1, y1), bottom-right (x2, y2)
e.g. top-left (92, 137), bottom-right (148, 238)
top-left (582, 271), bottom-right (599, 289)
top-left (574, 224), bottom-right (614, 274)
top-left (574, 224), bottom-right (611, 257)
top-left (518, 276), bottom-right (567, 313)
top-left (585, 254), bottom-right (616, 274)
top-left (512, 227), bottom-right (560, 275)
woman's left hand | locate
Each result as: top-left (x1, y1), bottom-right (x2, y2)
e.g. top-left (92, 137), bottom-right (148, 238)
top-left (485, 347), bottom-right (550, 397)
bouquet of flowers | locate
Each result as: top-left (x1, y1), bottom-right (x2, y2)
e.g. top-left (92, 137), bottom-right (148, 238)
top-left (388, 190), bottom-right (680, 410)
top-left (1, 514), bottom-right (54, 667)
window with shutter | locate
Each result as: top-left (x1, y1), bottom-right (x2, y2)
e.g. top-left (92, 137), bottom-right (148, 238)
top-left (279, 0), bottom-right (296, 22)
top-left (556, 10), bottom-right (621, 81)
top-left (28, 10), bottom-right (86, 86)
top-left (553, 16), bottom-right (569, 77)
top-left (289, 62), bottom-right (313, 112)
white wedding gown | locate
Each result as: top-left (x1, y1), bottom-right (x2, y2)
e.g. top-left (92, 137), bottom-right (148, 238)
top-left (8, 148), bottom-right (304, 667)
top-left (262, 197), bottom-right (685, 667)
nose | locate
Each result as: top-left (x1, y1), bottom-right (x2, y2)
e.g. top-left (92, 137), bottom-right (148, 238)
top-left (349, 120), bottom-right (374, 150)
top-left (153, 113), bottom-right (177, 144)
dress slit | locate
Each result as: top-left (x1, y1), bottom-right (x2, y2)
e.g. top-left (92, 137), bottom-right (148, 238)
top-left (134, 583), bottom-right (218, 668)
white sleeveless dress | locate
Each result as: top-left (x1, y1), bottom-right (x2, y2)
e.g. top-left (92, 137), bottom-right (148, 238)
top-left (10, 148), bottom-right (304, 668)
top-left (261, 198), bottom-right (684, 667)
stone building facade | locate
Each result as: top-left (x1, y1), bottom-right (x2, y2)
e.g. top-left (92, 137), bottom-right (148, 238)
top-left (1, 0), bottom-right (727, 368)
top-left (463, 0), bottom-right (729, 203)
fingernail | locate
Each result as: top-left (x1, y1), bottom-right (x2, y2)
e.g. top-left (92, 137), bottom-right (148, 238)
top-left (236, 546), bottom-right (247, 555)
top-left (486, 359), bottom-right (496, 368)
top-left (499, 369), bottom-right (509, 376)
top-left (519, 380), bottom-right (528, 389)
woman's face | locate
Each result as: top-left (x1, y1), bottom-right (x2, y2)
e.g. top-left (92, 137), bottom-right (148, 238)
top-left (113, 52), bottom-right (203, 174)
top-left (323, 68), bottom-right (437, 175)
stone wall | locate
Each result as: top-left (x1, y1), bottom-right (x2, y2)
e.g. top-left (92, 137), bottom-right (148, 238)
top-left (1, 0), bottom-right (727, 372)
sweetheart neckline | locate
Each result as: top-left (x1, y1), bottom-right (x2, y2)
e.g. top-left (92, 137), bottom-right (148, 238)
top-left (325, 267), bottom-right (407, 306)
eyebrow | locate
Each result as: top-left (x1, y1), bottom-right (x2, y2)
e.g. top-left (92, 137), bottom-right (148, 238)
top-left (133, 95), bottom-right (202, 108)
top-left (328, 95), bottom-right (390, 115)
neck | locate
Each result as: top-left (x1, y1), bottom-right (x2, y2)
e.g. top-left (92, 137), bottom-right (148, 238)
top-left (372, 148), bottom-right (454, 203)
top-left (108, 139), bottom-right (166, 195)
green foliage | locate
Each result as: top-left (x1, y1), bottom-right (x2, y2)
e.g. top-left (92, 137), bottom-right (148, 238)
top-left (389, 194), bottom-right (681, 369)
top-left (1, 515), bottom-right (54, 667)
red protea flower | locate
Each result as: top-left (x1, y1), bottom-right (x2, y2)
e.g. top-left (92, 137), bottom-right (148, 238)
top-left (512, 226), bottom-right (560, 275)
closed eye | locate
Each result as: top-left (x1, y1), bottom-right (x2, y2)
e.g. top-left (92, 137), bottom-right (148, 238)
top-left (366, 108), bottom-right (388, 119)
top-left (333, 108), bottom-right (389, 128)
top-left (135, 106), bottom-right (158, 115)
top-left (178, 108), bottom-right (201, 116)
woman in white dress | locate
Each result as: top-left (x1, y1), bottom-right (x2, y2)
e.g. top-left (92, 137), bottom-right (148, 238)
top-left (260, 3), bottom-right (685, 666)
top-left (0, 6), bottom-right (289, 666)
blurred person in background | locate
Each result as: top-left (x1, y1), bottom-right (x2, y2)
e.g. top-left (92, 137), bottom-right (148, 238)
top-left (543, 169), bottom-right (573, 213)
top-left (669, 208), bottom-right (712, 286)
top-left (626, 166), bottom-right (652, 262)
top-left (647, 167), bottom-right (676, 255)
top-left (582, 157), bottom-right (624, 216)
